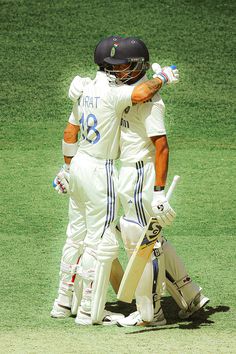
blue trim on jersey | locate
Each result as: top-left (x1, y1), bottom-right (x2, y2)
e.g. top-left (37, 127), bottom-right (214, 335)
top-left (134, 161), bottom-right (147, 227)
top-left (122, 216), bottom-right (143, 227)
top-left (102, 160), bottom-right (115, 237)
top-left (109, 160), bottom-right (115, 223)
top-left (152, 258), bottom-right (159, 308)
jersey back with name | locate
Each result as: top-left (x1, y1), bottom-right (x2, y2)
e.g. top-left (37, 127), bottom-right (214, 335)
top-left (72, 72), bottom-right (133, 160)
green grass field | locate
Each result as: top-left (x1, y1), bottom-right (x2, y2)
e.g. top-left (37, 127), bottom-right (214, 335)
top-left (1, 0), bottom-right (236, 353)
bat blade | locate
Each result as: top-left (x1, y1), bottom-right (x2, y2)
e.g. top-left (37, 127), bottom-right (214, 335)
top-left (117, 218), bottom-right (162, 303)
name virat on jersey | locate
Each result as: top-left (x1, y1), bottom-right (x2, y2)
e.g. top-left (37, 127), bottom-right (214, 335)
top-left (81, 95), bottom-right (100, 109)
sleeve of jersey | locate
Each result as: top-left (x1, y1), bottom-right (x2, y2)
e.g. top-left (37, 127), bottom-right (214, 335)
top-left (141, 100), bottom-right (166, 137)
top-left (113, 85), bottom-right (134, 117)
top-left (68, 102), bottom-right (81, 126)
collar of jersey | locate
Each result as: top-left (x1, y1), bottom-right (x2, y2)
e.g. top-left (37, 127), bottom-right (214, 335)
top-left (95, 71), bottom-right (108, 81)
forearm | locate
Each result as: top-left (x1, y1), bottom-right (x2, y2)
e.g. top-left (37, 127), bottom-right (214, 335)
top-left (150, 135), bottom-right (169, 188)
top-left (63, 123), bottom-right (80, 165)
top-left (64, 122), bottom-right (79, 143)
top-left (151, 136), bottom-right (176, 227)
top-left (131, 77), bottom-right (163, 104)
top-left (64, 156), bottom-right (73, 165)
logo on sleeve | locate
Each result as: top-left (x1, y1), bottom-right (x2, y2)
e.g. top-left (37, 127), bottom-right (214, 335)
top-left (124, 106), bottom-right (130, 114)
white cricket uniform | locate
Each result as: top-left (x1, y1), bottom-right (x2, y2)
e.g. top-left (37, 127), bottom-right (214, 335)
top-left (56, 71), bottom-right (134, 309)
top-left (69, 71), bottom-right (133, 248)
top-left (119, 75), bottom-right (166, 225)
top-left (118, 75), bottom-right (167, 319)
top-left (118, 75), bottom-right (201, 316)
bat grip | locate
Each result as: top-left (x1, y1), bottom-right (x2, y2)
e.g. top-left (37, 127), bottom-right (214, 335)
top-left (166, 175), bottom-right (180, 201)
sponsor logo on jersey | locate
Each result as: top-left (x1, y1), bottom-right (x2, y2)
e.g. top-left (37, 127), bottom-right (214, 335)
top-left (121, 118), bottom-right (129, 128)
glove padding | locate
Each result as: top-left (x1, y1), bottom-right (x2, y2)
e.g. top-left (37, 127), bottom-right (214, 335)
top-left (152, 63), bottom-right (179, 85)
top-left (151, 190), bottom-right (176, 227)
top-left (68, 75), bottom-right (92, 102)
top-left (53, 164), bottom-right (70, 194)
top-left (152, 63), bottom-right (162, 75)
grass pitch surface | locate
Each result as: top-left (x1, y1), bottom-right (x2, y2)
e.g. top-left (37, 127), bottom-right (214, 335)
top-left (1, 0), bottom-right (236, 353)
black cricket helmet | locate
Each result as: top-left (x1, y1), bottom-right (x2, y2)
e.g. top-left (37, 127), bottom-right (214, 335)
top-left (104, 37), bottom-right (150, 84)
top-left (94, 35), bottom-right (122, 69)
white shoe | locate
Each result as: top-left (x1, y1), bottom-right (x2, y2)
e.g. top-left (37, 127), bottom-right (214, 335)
top-left (50, 299), bottom-right (71, 318)
top-left (75, 308), bottom-right (125, 326)
top-left (75, 309), bottom-right (91, 325)
top-left (117, 309), bottom-right (167, 327)
top-left (102, 310), bottom-right (125, 326)
top-left (178, 293), bottom-right (210, 319)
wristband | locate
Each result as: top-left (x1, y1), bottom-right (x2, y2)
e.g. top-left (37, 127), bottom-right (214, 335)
top-left (62, 140), bottom-right (78, 157)
top-left (154, 186), bottom-right (165, 192)
top-left (62, 163), bottom-right (70, 171)
top-left (156, 72), bottom-right (168, 85)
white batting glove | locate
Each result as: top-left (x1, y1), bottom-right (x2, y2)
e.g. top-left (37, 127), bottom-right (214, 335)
top-left (152, 64), bottom-right (179, 85)
top-left (152, 63), bottom-right (162, 75)
top-left (68, 76), bottom-right (92, 102)
top-left (151, 190), bottom-right (176, 227)
top-left (53, 164), bottom-right (70, 194)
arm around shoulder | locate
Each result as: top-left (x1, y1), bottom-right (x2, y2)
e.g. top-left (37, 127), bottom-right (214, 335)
top-left (131, 78), bottom-right (163, 104)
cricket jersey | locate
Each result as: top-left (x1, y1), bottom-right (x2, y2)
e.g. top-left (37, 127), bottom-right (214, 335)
top-left (120, 75), bottom-right (166, 164)
top-left (69, 71), bottom-right (134, 160)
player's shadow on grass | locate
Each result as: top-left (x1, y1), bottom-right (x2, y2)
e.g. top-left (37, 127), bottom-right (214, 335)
top-left (162, 296), bottom-right (230, 330)
top-left (106, 299), bottom-right (137, 317)
top-left (106, 296), bottom-right (230, 334)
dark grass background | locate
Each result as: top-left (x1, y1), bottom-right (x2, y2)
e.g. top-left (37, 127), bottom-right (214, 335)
top-left (1, 0), bottom-right (236, 352)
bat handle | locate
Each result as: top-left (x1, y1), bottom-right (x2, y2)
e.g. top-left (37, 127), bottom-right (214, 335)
top-left (166, 175), bottom-right (180, 201)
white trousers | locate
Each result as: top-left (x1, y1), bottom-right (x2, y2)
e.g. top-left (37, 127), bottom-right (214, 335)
top-left (56, 152), bottom-right (119, 308)
top-left (70, 152), bottom-right (119, 249)
top-left (119, 160), bottom-right (154, 224)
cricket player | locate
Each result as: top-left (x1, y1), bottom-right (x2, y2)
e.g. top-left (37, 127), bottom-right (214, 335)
top-left (65, 36), bottom-right (208, 327)
top-left (51, 36), bottom-right (178, 325)
top-left (103, 38), bottom-right (209, 326)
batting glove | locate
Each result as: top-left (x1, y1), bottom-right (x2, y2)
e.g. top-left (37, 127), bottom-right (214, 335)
top-left (152, 63), bottom-right (162, 76)
top-left (53, 164), bottom-right (70, 194)
top-left (151, 190), bottom-right (176, 227)
top-left (152, 64), bottom-right (179, 85)
top-left (68, 76), bottom-right (92, 102)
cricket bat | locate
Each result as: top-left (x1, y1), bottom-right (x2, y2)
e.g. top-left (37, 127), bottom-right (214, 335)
top-left (117, 175), bottom-right (180, 303)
